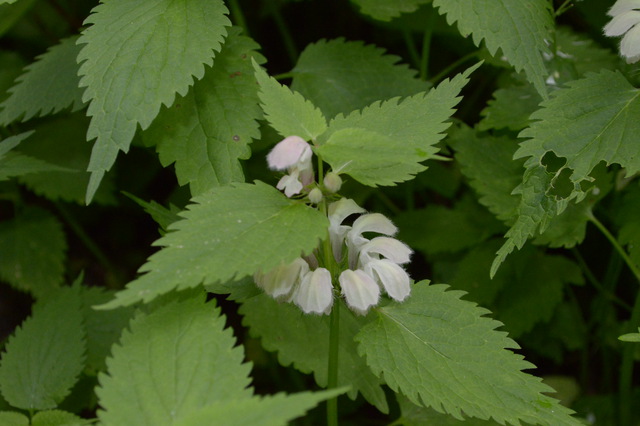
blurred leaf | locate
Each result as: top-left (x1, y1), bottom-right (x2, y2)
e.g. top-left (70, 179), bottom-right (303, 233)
top-left (349, 0), bottom-right (432, 21)
top-left (123, 192), bottom-right (182, 235)
top-left (397, 394), bottom-right (500, 425)
top-left (0, 412), bottom-right (28, 426)
top-left (31, 410), bottom-right (87, 426)
top-left (479, 84), bottom-right (541, 132)
top-left (0, 51), bottom-right (25, 103)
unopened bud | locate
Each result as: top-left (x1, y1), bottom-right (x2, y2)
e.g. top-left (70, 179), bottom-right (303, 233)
top-left (323, 172), bottom-right (342, 193)
top-left (308, 188), bottom-right (323, 204)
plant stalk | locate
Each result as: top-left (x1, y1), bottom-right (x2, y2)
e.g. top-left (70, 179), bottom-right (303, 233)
top-left (327, 298), bottom-right (340, 426)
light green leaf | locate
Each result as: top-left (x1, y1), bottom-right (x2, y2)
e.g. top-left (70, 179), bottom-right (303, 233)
top-left (350, 0), bottom-right (432, 21)
top-left (239, 295), bottom-right (389, 412)
top-left (146, 28), bottom-right (264, 195)
top-left (619, 328), bottom-right (640, 343)
top-left (99, 181), bottom-right (329, 308)
top-left (432, 0), bottom-right (553, 97)
top-left (0, 412), bottom-right (28, 426)
top-left (176, 389), bottom-right (347, 426)
top-left (0, 207), bottom-right (66, 298)
top-left (291, 39), bottom-right (429, 118)
top-left (316, 64), bottom-right (478, 186)
top-left (97, 295), bottom-right (252, 426)
top-left (0, 36), bottom-right (84, 125)
top-left (77, 0), bottom-right (230, 202)
top-left (31, 410), bottom-right (87, 426)
top-left (0, 0), bottom-right (19, 5)
top-left (253, 59), bottom-right (326, 140)
top-left (356, 282), bottom-right (579, 425)
top-left (0, 287), bottom-right (85, 411)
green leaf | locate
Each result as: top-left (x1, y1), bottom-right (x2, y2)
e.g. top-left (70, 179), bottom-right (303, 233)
top-left (77, 0), bottom-right (230, 202)
top-left (619, 328), bottom-right (640, 343)
top-left (97, 295), bottom-right (252, 426)
top-left (0, 36), bottom-right (84, 125)
top-left (99, 181), bottom-right (329, 308)
top-left (253, 59), bottom-right (327, 140)
top-left (0, 0), bottom-right (36, 38)
top-left (479, 84), bottom-right (541, 132)
top-left (0, 131), bottom-right (74, 182)
top-left (31, 410), bottom-right (87, 426)
top-left (0, 287), bottom-right (85, 411)
top-left (122, 192), bottom-right (182, 235)
top-left (146, 28), bottom-right (264, 195)
top-left (397, 394), bottom-right (499, 425)
top-left (316, 64), bottom-right (478, 186)
top-left (239, 294), bottom-right (389, 412)
top-left (291, 39), bottom-right (429, 118)
top-left (356, 282), bottom-right (579, 425)
top-left (0, 412), bottom-right (28, 426)
top-left (175, 389), bottom-right (347, 426)
top-left (350, 0), bottom-right (432, 21)
top-left (0, 207), bottom-right (67, 298)
top-left (0, 51), bottom-right (26, 103)
top-left (432, 0), bottom-right (553, 97)
top-left (0, 131), bottom-right (33, 159)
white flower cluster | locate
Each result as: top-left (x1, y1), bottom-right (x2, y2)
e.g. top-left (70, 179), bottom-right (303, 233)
top-left (255, 136), bottom-right (412, 315)
top-left (604, 0), bottom-right (640, 63)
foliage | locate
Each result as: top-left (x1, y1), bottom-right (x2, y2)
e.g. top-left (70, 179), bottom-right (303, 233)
top-left (1, 0), bottom-right (640, 425)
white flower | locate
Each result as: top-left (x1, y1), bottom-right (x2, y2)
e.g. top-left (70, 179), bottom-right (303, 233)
top-left (294, 267), bottom-right (334, 314)
top-left (346, 213), bottom-right (397, 268)
top-left (276, 169), bottom-right (304, 197)
top-left (328, 198), bottom-right (365, 262)
top-left (267, 135), bottom-right (313, 170)
top-left (255, 258), bottom-right (309, 300)
top-left (358, 237), bottom-right (412, 302)
top-left (604, 0), bottom-right (640, 63)
top-left (339, 269), bottom-right (380, 315)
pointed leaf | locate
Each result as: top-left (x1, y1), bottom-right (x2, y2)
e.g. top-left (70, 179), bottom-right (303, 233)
top-left (0, 287), bottom-right (85, 410)
top-left (122, 192), bottom-right (182, 235)
top-left (350, 0), bottom-right (432, 21)
top-left (147, 28), bottom-right (264, 195)
top-left (397, 394), bottom-right (498, 425)
top-left (0, 36), bottom-right (84, 125)
top-left (97, 295), bottom-right (252, 426)
top-left (291, 38), bottom-right (429, 118)
top-left (0, 412), bottom-right (28, 426)
top-left (253, 59), bottom-right (327, 140)
top-left (99, 181), bottom-right (329, 308)
top-left (77, 0), bottom-right (230, 202)
top-left (479, 84), bottom-right (541, 132)
top-left (432, 0), bottom-right (552, 97)
top-left (31, 410), bottom-right (86, 426)
top-left (1, 131), bottom-right (73, 182)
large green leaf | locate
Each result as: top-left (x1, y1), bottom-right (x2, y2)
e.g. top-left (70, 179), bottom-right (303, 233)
top-left (316, 64), bottom-right (478, 186)
top-left (239, 294), bottom-right (388, 412)
top-left (291, 38), bottom-right (429, 118)
top-left (432, 0), bottom-right (553, 97)
top-left (0, 36), bottom-right (84, 125)
top-left (356, 282), bottom-right (579, 425)
top-left (77, 0), bottom-right (230, 202)
top-left (349, 0), bottom-right (432, 21)
top-left (0, 207), bottom-right (66, 298)
top-left (397, 394), bottom-right (498, 425)
top-left (0, 287), bottom-right (85, 410)
top-left (97, 295), bottom-right (252, 425)
top-left (253, 59), bottom-right (327, 140)
top-left (99, 182), bottom-right (329, 308)
top-left (146, 28), bottom-right (264, 196)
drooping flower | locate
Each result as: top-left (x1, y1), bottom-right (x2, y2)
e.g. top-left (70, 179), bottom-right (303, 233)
top-left (328, 198), bottom-right (365, 262)
top-left (346, 213), bottom-right (397, 269)
top-left (254, 258), bottom-right (310, 300)
top-left (267, 135), bottom-right (315, 197)
top-left (339, 269), bottom-right (380, 315)
top-left (294, 267), bottom-right (334, 314)
top-left (604, 0), bottom-right (640, 63)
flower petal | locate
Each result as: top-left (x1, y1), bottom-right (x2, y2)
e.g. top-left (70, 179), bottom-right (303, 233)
top-left (364, 259), bottom-right (411, 302)
top-left (339, 269), bottom-right (380, 315)
top-left (294, 268), bottom-right (334, 315)
top-left (350, 213), bottom-right (397, 238)
top-left (328, 198), bottom-right (365, 261)
top-left (609, 0), bottom-right (640, 17)
top-left (359, 237), bottom-right (412, 265)
top-left (621, 21), bottom-right (640, 60)
top-left (604, 10), bottom-right (640, 36)
top-left (267, 136), bottom-right (312, 171)
top-left (277, 172), bottom-right (303, 197)
top-left (255, 258), bottom-right (309, 299)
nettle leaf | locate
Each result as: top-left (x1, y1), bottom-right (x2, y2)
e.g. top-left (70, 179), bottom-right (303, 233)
top-left (479, 84), bottom-right (541, 132)
top-left (147, 28), bottom-right (264, 196)
top-left (77, 0), bottom-right (230, 202)
top-left (175, 389), bottom-right (346, 426)
top-left (0, 206), bottom-right (66, 298)
top-left (397, 394), bottom-right (497, 426)
top-left (0, 36), bottom-right (84, 125)
top-left (0, 412), bottom-right (28, 426)
top-left (553, 27), bottom-right (619, 77)
top-left (31, 410), bottom-right (86, 426)
top-left (0, 0), bottom-right (36, 38)
top-left (239, 294), bottom-right (389, 412)
top-left (253, 59), bottom-right (327, 140)
top-left (291, 39), bottom-right (429, 118)
top-left (100, 182), bottom-right (329, 308)
top-left (0, 52), bottom-right (25, 103)
top-left (356, 282), bottom-right (579, 425)
top-left (123, 192), bottom-right (182, 235)
top-left (316, 64), bottom-right (478, 186)
top-left (0, 131), bottom-right (32, 159)
top-left (432, 0), bottom-right (553, 97)
top-left (0, 131), bottom-right (74, 181)
top-left (0, 287), bottom-right (85, 411)
top-left (350, 0), bottom-right (431, 21)
top-left (97, 295), bottom-right (252, 425)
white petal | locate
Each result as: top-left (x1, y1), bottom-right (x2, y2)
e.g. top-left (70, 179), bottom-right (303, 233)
top-left (359, 237), bottom-right (412, 265)
top-left (277, 172), bottom-right (303, 197)
top-left (267, 136), bottom-right (312, 171)
top-left (255, 258), bottom-right (309, 299)
top-left (604, 10), bottom-right (640, 36)
top-left (339, 269), bottom-right (380, 315)
top-left (609, 0), bottom-right (640, 17)
top-left (364, 260), bottom-right (411, 302)
top-left (328, 198), bottom-right (365, 261)
top-left (295, 268), bottom-right (334, 315)
top-left (350, 213), bottom-right (397, 237)
top-left (621, 22), bottom-right (640, 59)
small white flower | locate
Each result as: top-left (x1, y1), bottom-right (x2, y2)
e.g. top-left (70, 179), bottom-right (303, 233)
top-left (328, 198), bottom-right (365, 262)
top-left (255, 258), bottom-right (309, 300)
top-left (358, 237), bottom-right (412, 265)
top-left (604, 0), bottom-right (640, 63)
top-left (276, 169), bottom-right (304, 197)
top-left (294, 267), bottom-right (334, 314)
top-left (363, 260), bottom-right (411, 302)
top-left (267, 136), bottom-right (313, 171)
top-left (308, 187), bottom-right (323, 204)
top-left (339, 269), bottom-right (380, 315)
top-left (346, 213), bottom-right (397, 268)
top-left (323, 172), bottom-right (342, 193)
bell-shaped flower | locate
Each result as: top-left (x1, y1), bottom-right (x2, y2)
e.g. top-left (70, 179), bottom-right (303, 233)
top-left (346, 213), bottom-right (397, 268)
top-left (277, 168), bottom-right (304, 197)
top-left (267, 136), bottom-right (313, 171)
top-left (604, 0), bottom-right (640, 62)
top-left (339, 269), bottom-right (380, 315)
top-left (327, 198), bottom-right (365, 262)
top-left (294, 267), bottom-right (334, 314)
top-left (255, 258), bottom-right (309, 300)
top-left (359, 237), bottom-right (412, 265)
top-left (363, 260), bottom-right (411, 302)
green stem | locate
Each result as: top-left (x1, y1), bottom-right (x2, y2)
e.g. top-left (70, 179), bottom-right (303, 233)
top-left (419, 9), bottom-right (436, 81)
top-left (587, 213), bottom-right (640, 283)
top-left (429, 52), bottom-right (478, 85)
top-left (227, 0), bottom-right (250, 37)
top-left (326, 298), bottom-right (340, 426)
top-left (267, 3), bottom-right (298, 66)
top-left (402, 30), bottom-right (421, 71)
top-left (554, 0), bottom-right (573, 17)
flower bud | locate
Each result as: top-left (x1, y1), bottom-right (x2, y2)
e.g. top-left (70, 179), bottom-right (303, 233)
top-left (323, 172), bottom-right (342, 193)
top-left (308, 187), bottom-right (323, 204)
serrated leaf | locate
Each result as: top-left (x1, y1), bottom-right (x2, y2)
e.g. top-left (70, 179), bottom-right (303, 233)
top-left (77, 0), bottom-right (230, 202)
top-left (0, 207), bottom-right (66, 298)
top-left (239, 294), bottom-right (388, 412)
top-left (553, 27), bottom-right (619, 78)
top-left (0, 412), bottom-right (28, 426)
top-left (31, 410), bottom-right (86, 426)
top-left (432, 0), bottom-right (552, 98)
top-left (0, 131), bottom-right (32, 159)
top-left (479, 84), bottom-right (541, 132)
top-left (99, 181), bottom-right (329, 308)
top-left (253, 59), bottom-right (327, 140)
top-left (0, 287), bottom-right (85, 411)
top-left (0, 36), bottom-right (84, 125)
top-left (291, 39), bottom-right (429, 118)
top-left (123, 192), bottom-right (182, 235)
top-left (316, 64), bottom-right (478, 186)
top-left (1, 131), bottom-right (73, 181)
top-left (175, 389), bottom-right (346, 426)
top-left (147, 28), bottom-right (264, 195)
top-left (97, 295), bottom-right (252, 426)
top-left (397, 394), bottom-right (499, 425)
top-left (350, 0), bottom-right (432, 21)
top-left (356, 282), bottom-right (579, 425)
